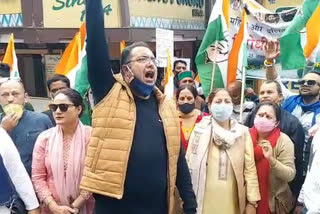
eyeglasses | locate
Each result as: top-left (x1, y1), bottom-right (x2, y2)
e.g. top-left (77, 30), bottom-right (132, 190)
top-left (49, 103), bottom-right (74, 112)
top-left (298, 80), bottom-right (320, 86)
top-left (128, 56), bottom-right (157, 65)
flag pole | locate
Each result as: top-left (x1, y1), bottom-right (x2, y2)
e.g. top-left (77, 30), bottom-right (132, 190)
top-left (210, 42), bottom-right (219, 92)
top-left (210, 61), bottom-right (217, 92)
top-left (239, 65), bottom-right (246, 123)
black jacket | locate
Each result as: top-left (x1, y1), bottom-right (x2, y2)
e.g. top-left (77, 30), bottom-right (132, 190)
top-left (42, 109), bottom-right (56, 126)
top-left (245, 107), bottom-right (305, 197)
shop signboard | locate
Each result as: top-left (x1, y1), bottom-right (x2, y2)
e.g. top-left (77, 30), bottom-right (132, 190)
top-left (0, 0), bottom-right (23, 27)
top-left (43, 0), bottom-right (121, 28)
top-left (129, 0), bottom-right (205, 30)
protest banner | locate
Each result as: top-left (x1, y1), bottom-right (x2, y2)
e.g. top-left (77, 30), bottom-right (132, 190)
top-left (156, 28), bottom-right (174, 68)
top-left (229, 1), bottom-right (302, 80)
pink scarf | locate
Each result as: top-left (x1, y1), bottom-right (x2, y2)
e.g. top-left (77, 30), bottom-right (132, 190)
top-left (48, 121), bottom-right (91, 212)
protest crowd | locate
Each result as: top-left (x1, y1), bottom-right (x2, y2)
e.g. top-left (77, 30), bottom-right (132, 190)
top-left (1, 0), bottom-right (320, 214)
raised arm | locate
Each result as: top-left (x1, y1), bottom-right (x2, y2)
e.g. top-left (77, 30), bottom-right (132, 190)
top-left (86, 0), bottom-right (114, 103)
top-left (264, 41), bottom-right (293, 99)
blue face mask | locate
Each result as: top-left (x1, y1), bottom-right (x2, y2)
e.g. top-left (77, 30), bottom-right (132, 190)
top-left (211, 103), bottom-right (233, 122)
top-left (125, 66), bottom-right (154, 98)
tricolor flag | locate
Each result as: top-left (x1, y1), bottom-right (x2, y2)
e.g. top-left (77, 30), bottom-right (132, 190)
top-left (228, 10), bottom-right (248, 84)
top-left (3, 33), bottom-right (19, 78)
top-left (195, 0), bottom-right (247, 97)
top-left (120, 40), bottom-right (126, 54)
top-left (164, 50), bottom-right (174, 99)
top-left (280, 0), bottom-right (320, 70)
top-left (55, 23), bottom-right (91, 125)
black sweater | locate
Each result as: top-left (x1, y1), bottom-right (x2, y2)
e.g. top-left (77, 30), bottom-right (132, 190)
top-left (85, 0), bottom-right (197, 213)
top-left (245, 107), bottom-right (305, 197)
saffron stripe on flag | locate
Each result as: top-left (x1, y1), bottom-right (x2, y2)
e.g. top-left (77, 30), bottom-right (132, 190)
top-left (304, 2), bottom-right (320, 59)
top-left (227, 10), bottom-right (246, 85)
top-left (3, 33), bottom-right (19, 78)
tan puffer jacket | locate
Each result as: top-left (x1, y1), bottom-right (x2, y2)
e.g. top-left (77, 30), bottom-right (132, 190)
top-left (80, 74), bottom-right (181, 214)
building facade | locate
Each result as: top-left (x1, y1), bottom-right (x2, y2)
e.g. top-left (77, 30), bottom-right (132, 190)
top-left (0, 0), bottom-right (206, 99)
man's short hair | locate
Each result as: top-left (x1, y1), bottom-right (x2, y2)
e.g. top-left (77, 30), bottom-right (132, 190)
top-left (173, 60), bottom-right (187, 71)
top-left (308, 70), bottom-right (320, 77)
top-left (0, 79), bottom-right (26, 93)
top-left (120, 42), bottom-right (150, 67)
top-left (47, 74), bottom-right (70, 91)
top-left (263, 80), bottom-right (283, 95)
top-left (0, 63), bottom-right (10, 78)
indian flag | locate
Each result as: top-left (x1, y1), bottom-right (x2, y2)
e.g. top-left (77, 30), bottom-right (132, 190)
top-left (120, 40), bottom-right (126, 54)
top-left (280, 0), bottom-right (320, 70)
top-left (228, 10), bottom-right (248, 83)
top-left (55, 23), bottom-right (91, 125)
top-left (164, 50), bottom-right (174, 99)
top-left (195, 0), bottom-right (247, 97)
top-left (3, 33), bottom-right (19, 78)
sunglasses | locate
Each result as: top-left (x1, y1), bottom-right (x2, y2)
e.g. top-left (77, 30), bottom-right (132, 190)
top-left (298, 80), bottom-right (320, 86)
top-left (49, 103), bottom-right (74, 112)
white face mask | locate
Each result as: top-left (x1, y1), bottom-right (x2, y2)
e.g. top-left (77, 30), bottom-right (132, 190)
top-left (211, 103), bottom-right (233, 122)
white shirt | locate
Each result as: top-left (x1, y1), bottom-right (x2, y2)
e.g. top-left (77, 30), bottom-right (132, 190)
top-left (298, 129), bottom-right (320, 214)
top-left (232, 101), bottom-right (256, 124)
top-left (0, 128), bottom-right (39, 212)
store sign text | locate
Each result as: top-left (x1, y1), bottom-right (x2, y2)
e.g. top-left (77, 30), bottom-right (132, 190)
top-left (52, 0), bottom-right (113, 21)
top-left (147, 0), bottom-right (204, 8)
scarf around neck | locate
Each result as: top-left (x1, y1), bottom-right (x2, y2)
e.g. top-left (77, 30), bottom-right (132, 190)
top-left (211, 117), bottom-right (242, 150)
top-left (48, 121), bottom-right (91, 211)
top-left (249, 127), bottom-right (280, 214)
top-left (283, 95), bottom-right (320, 125)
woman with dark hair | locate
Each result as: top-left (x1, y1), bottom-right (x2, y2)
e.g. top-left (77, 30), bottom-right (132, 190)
top-left (249, 102), bottom-right (295, 214)
top-left (32, 88), bottom-right (94, 214)
top-left (176, 85), bottom-right (207, 150)
top-left (186, 88), bottom-right (260, 214)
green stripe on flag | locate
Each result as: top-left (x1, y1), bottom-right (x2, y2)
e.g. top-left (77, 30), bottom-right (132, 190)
top-left (280, 34), bottom-right (305, 70)
top-left (74, 51), bottom-right (91, 125)
top-left (280, 0), bottom-right (320, 70)
top-left (197, 63), bottom-right (224, 98)
top-left (196, 15), bottom-right (226, 97)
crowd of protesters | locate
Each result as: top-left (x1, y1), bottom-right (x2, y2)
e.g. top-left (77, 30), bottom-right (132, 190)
top-left (1, 0), bottom-right (320, 214)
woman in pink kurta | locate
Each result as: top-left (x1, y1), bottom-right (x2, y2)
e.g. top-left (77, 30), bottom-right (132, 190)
top-left (32, 88), bottom-right (94, 214)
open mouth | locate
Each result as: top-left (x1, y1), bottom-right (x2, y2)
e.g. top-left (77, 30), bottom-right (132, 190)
top-left (144, 71), bottom-right (155, 83)
top-left (300, 87), bottom-right (310, 92)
